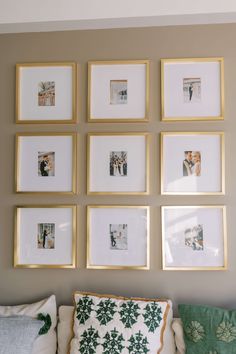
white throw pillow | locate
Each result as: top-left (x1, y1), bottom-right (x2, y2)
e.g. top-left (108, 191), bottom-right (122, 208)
top-left (172, 318), bottom-right (185, 354)
top-left (69, 291), bottom-right (176, 354)
top-left (0, 295), bottom-right (57, 354)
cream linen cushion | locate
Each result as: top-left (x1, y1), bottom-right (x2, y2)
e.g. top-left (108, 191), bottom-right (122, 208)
top-left (172, 318), bottom-right (185, 354)
top-left (0, 295), bottom-right (57, 354)
top-left (58, 306), bottom-right (74, 354)
top-left (69, 291), bottom-right (176, 354)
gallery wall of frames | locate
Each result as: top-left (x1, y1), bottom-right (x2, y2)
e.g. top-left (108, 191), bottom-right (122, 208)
top-left (14, 58), bottom-right (227, 272)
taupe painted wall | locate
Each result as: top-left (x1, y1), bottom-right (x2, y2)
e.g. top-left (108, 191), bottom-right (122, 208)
top-left (0, 24), bottom-right (235, 313)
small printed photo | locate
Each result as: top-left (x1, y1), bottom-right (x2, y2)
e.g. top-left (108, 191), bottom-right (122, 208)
top-left (183, 78), bottom-right (201, 103)
top-left (37, 223), bottom-right (55, 249)
top-left (109, 151), bottom-right (127, 177)
top-left (109, 224), bottom-right (128, 250)
top-left (38, 151), bottom-right (55, 177)
top-left (110, 80), bottom-right (128, 105)
top-left (184, 224), bottom-right (203, 251)
top-left (183, 151), bottom-right (201, 176)
top-left (38, 81), bottom-right (55, 106)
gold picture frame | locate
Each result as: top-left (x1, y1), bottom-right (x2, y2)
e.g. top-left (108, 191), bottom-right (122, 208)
top-left (16, 62), bottom-right (78, 124)
top-left (15, 132), bottom-right (77, 194)
top-left (160, 131), bottom-right (225, 195)
top-left (161, 57), bottom-right (224, 121)
top-left (161, 205), bottom-right (227, 271)
top-left (14, 205), bottom-right (77, 268)
top-left (87, 205), bottom-right (150, 270)
top-left (87, 132), bottom-right (149, 195)
top-left (88, 60), bottom-right (149, 122)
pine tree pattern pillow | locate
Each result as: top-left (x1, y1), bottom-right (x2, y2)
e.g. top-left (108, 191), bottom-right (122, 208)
top-left (70, 292), bottom-right (170, 354)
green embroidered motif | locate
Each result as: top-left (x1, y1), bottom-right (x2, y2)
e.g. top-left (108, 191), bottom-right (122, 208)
top-left (142, 302), bottom-right (162, 333)
top-left (96, 298), bottom-right (117, 325)
top-left (76, 296), bottom-right (94, 324)
top-left (79, 326), bottom-right (100, 354)
top-left (127, 330), bottom-right (149, 354)
top-left (119, 300), bottom-right (140, 328)
top-left (37, 313), bottom-right (52, 335)
top-left (102, 327), bottom-right (125, 354)
top-left (185, 321), bottom-right (205, 342)
top-left (216, 321), bottom-right (236, 343)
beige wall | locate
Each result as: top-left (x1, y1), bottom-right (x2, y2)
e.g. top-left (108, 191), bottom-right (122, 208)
top-left (0, 24), bottom-right (234, 313)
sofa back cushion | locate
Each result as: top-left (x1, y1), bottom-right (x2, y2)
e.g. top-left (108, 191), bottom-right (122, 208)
top-left (58, 306), bottom-right (74, 354)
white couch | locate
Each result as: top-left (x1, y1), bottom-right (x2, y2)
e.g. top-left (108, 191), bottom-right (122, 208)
top-left (0, 295), bottom-right (185, 354)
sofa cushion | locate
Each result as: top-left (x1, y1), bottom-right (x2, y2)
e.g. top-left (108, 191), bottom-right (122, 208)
top-left (0, 315), bottom-right (43, 354)
top-left (58, 306), bottom-right (74, 354)
top-left (179, 303), bottom-right (236, 354)
top-left (70, 291), bottom-right (175, 354)
top-left (0, 295), bottom-right (57, 354)
top-left (172, 318), bottom-right (185, 354)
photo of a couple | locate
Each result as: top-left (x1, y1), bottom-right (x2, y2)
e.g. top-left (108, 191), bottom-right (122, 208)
top-left (38, 151), bottom-right (55, 177)
top-left (183, 151), bottom-right (201, 176)
top-left (110, 151), bottom-right (127, 177)
top-left (37, 223), bottom-right (55, 249)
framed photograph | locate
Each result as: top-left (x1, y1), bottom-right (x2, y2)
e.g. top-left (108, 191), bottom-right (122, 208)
top-left (88, 60), bottom-right (149, 122)
top-left (162, 206), bottom-right (227, 270)
top-left (14, 205), bottom-right (77, 268)
top-left (161, 58), bottom-right (224, 121)
top-left (87, 206), bottom-right (150, 269)
top-left (16, 62), bottom-right (77, 123)
top-left (16, 132), bottom-right (77, 194)
top-left (161, 132), bottom-right (225, 195)
top-left (87, 133), bottom-right (149, 195)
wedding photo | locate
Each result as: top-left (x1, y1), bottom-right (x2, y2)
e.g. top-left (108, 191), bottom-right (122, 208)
top-left (38, 81), bottom-right (55, 106)
top-left (37, 223), bottom-right (55, 249)
top-left (38, 151), bottom-right (55, 177)
top-left (109, 151), bottom-right (127, 177)
top-left (183, 151), bottom-right (201, 176)
top-left (184, 224), bottom-right (204, 251)
top-left (109, 223), bottom-right (128, 250)
top-left (110, 79), bottom-right (128, 104)
top-left (183, 77), bottom-right (201, 103)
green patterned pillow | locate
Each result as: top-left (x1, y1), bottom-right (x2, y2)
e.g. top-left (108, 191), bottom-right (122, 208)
top-left (70, 291), bottom-right (170, 354)
top-left (179, 304), bottom-right (236, 354)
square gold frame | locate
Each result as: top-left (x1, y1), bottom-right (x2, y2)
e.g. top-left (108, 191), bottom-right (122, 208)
top-left (161, 205), bottom-right (227, 271)
top-left (16, 62), bottom-right (78, 124)
top-left (87, 132), bottom-right (150, 195)
top-left (14, 205), bottom-right (77, 269)
top-left (15, 132), bottom-right (77, 194)
top-left (87, 205), bottom-right (150, 270)
top-left (160, 131), bottom-right (225, 195)
top-left (88, 60), bottom-right (150, 122)
top-left (161, 57), bottom-right (224, 121)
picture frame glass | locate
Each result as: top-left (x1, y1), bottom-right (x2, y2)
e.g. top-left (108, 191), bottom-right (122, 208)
top-left (162, 207), bottom-right (226, 269)
top-left (17, 64), bottom-right (75, 122)
top-left (88, 207), bottom-right (149, 268)
top-left (89, 62), bottom-right (148, 120)
top-left (89, 134), bottom-right (147, 193)
top-left (16, 207), bottom-right (75, 267)
top-left (17, 134), bottom-right (74, 192)
top-left (162, 133), bottom-right (223, 194)
top-left (162, 59), bottom-right (223, 120)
